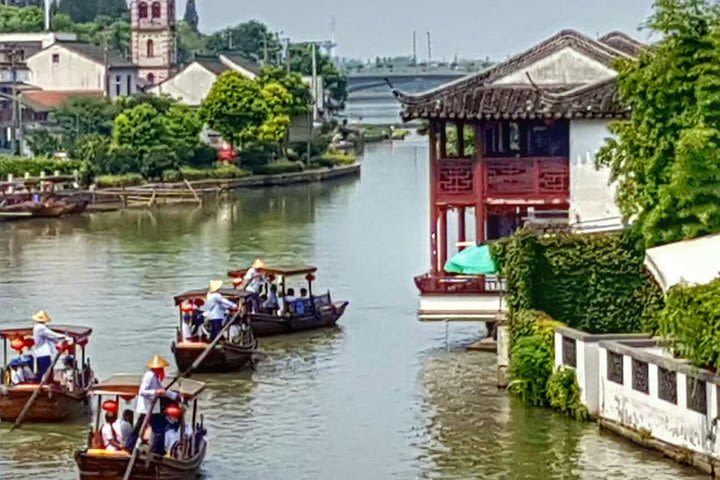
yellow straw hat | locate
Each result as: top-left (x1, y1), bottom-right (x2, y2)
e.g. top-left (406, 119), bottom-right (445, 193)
top-left (32, 310), bottom-right (52, 324)
top-left (208, 280), bottom-right (223, 293)
top-left (147, 355), bottom-right (170, 369)
top-left (251, 258), bottom-right (266, 270)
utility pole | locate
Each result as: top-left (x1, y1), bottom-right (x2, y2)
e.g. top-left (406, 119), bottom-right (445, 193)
top-left (306, 42), bottom-right (317, 165)
top-left (44, 0), bottom-right (51, 31)
top-left (427, 31), bottom-right (432, 63)
top-left (412, 30), bottom-right (417, 65)
top-left (103, 35), bottom-right (110, 98)
top-left (9, 46), bottom-right (19, 155)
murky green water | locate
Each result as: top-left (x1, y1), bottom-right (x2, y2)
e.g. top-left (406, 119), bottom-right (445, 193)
top-left (0, 139), bottom-right (704, 479)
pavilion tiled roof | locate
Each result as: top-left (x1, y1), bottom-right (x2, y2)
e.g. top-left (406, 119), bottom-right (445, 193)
top-left (395, 29), bottom-right (638, 121)
top-left (598, 31), bottom-right (646, 57)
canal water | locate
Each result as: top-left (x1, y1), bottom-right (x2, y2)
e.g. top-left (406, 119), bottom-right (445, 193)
top-left (0, 138), bottom-right (704, 479)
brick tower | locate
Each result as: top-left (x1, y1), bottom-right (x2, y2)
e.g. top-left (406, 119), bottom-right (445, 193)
top-left (130, 0), bottom-right (177, 86)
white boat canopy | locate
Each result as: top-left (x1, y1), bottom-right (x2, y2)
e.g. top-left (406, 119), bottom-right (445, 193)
top-left (644, 233), bottom-right (720, 292)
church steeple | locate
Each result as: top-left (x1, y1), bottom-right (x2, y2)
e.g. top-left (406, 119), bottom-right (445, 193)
top-left (130, 0), bottom-right (177, 87)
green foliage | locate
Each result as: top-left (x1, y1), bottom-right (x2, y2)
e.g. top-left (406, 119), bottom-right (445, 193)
top-left (207, 20), bottom-right (281, 62)
top-left (187, 144), bottom-right (219, 169)
top-left (0, 5), bottom-right (43, 33)
top-left (596, 0), bottom-right (720, 247)
top-left (547, 367), bottom-right (589, 421)
top-left (310, 152), bottom-right (358, 169)
top-left (162, 165), bottom-right (249, 182)
top-left (0, 156), bottom-right (81, 178)
top-left (199, 71), bottom-right (269, 149)
top-left (140, 145), bottom-right (178, 180)
top-left (164, 104), bottom-right (202, 162)
top-left (177, 20), bottom-right (205, 64)
top-left (26, 130), bottom-right (60, 157)
top-left (658, 278), bottom-right (720, 369)
top-left (95, 173), bottom-right (144, 189)
top-left (54, 96), bottom-right (118, 154)
top-left (251, 161), bottom-right (304, 175)
top-left (56, 0), bottom-right (127, 24)
top-left (288, 43), bottom-right (348, 110)
top-left (509, 309), bottom-right (557, 350)
top-left (258, 66), bottom-right (311, 116)
top-left (509, 335), bottom-right (554, 407)
top-left (492, 230), bottom-right (663, 334)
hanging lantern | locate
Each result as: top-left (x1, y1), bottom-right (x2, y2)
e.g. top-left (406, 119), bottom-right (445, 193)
top-left (102, 400), bottom-right (119, 414)
top-left (305, 273), bottom-right (316, 282)
top-left (121, 395), bottom-right (135, 402)
top-left (10, 337), bottom-right (24, 352)
top-left (76, 337), bottom-right (88, 347)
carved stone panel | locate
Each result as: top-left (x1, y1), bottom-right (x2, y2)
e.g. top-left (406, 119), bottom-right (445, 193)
top-left (687, 377), bottom-right (707, 414)
top-left (631, 359), bottom-right (649, 394)
top-left (562, 336), bottom-right (576, 367)
top-left (607, 351), bottom-right (624, 385)
top-left (658, 367), bottom-right (677, 404)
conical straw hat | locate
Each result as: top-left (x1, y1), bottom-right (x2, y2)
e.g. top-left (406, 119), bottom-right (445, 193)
top-left (208, 280), bottom-right (223, 293)
top-left (147, 355), bottom-right (170, 369)
top-left (252, 258), bottom-right (266, 270)
top-left (32, 310), bottom-right (52, 323)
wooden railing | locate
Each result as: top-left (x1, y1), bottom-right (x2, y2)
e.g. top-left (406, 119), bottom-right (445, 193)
top-left (414, 273), bottom-right (506, 295)
top-left (485, 157), bottom-right (569, 196)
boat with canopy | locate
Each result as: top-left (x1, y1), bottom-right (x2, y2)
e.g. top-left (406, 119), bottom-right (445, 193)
top-left (228, 264), bottom-right (349, 337)
top-left (74, 374), bottom-right (207, 480)
top-left (0, 325), bottom-right (94, 422)
top-left (170, 288), bottom-right (257, 373)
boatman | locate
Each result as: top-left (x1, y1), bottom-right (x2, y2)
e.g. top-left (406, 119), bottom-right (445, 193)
top-left (204, 280), bottom-right (237, 341)
top-left (242, 258), bottom-right (266, 312)
top-left (31, 310), bottom-right (69, 381)
top-left (133, 355), bottom-right (179, 434)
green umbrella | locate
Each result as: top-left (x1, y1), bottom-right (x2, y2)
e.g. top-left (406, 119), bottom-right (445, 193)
top-left (444, 244), bottom-right (497, 275)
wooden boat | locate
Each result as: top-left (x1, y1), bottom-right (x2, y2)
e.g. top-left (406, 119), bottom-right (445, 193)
top-left (0, 325), bottom-right (94, 422)
top-left (0, 176), bottom-right (88, 220)
top-left (228, 265), bottom-right (350, 337)
top-left (75, 375), bottom-right (208, 480)
top-left (170, 288), bottom-right (257, 373)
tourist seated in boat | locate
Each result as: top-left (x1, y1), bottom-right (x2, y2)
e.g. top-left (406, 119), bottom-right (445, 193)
top-left (56, 355), bottom-right (77, 391)
top-left (8, 356), bottom-right (33, 385)
top-left (300, 288), bottom-right (309, 299)
top-left (180, 300), bottom-right (205, 342)
top-left (31, 310), bottom-right (71, 380)
top-left (262, 284), bottom-right (279, 312)
top-left (204, 280), bottom-right (238, 341)
top-left (279, 288), bottom-right (298, 315)
top-left (163, 403), bottom-right (186, 457)
top-left (100, 401), bottom-right (127, 451)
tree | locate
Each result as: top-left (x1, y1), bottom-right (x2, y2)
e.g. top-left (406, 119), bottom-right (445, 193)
top-left (54, 96), bottom-right (118, 153)
top-left (0, 5), bottom-right (43, 32)
top-left (258, 66), bottom-right (311, 116)
top-left (177, 20), bottom-right (206, 64)
top-left (597, 0), bottom-right (720, 247)
top-left (206, 20), bottom-right (281, 63)
top-left (183, 0), bottom-right (199, 32)
top-left (288, 43), bottom-right (348, 111)
top-left (199, 71), bottom-right (269, 149)
top-left (164, 104), bottom-right (202, 162)
top-left (56, 0), bottom-right (127, 24)
top-left (26, 130), bottom-right (60, 157)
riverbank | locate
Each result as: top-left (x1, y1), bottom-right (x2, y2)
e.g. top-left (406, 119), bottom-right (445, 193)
top-left (86, 163), bottom-right (361, 212)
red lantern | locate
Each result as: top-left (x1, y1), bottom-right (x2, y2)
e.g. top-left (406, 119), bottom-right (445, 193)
top-left (305, 273), bottom-right (316, 282)
top-left (76, 337), bottom-right (88, 347)
top-left (102, 400), bottom-right (119, 414)
top-left (56, 340), bottom-right (70, 353)
top-left (121, 395), bottom-right (135, 402)
top-left (164, 404), bottom-right (183, 419)
top-left (194, 299), bottom-right (205, 307)
top-left (23, 337), bottom-right (34, 349)
top-left (10, 337), bottom-right (24, 352)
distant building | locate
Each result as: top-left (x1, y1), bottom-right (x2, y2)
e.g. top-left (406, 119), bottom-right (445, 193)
top-left (130, 0), bottom-right (177, 87)
top-left (148, 54), bottom-right (260, 106)
top-left (26, 41), bottom-right (139, 100)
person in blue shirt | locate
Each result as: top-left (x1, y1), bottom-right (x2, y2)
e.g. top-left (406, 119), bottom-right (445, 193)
top-left (204, 280), bottom-right (237, 341)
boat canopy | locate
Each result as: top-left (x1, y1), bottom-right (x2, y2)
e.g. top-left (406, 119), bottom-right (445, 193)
top-left (228, 264), bottom-right (318, 278)
top-left (0, 325), bottom-right (93, 341)
top-left (444, 245), bottom-right (498, 275)
top-left (91, 374), bottom-right (206, 400)
top-left (173, 288), bottom-right (252, 305)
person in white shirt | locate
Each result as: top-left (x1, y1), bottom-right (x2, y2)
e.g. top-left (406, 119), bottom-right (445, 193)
top-left (163, 404), bottom-right (185, 457)
top-left (279, 288), bottom-right (297, 315)
top-left (135, 355), bottom-right (179, 427)
top-left (204, 281), bottom-right (237, 341)
top-left (9, 358), bottom-right (32, 385)
top-left (262, 284), bottom-right (279, 312)
top-left (31, 310), bottom-right (69, 381)
top-left (100, 401), bottom-right (126, 451)
top-left (57, 355), bottom-right (77, 392)
top-left (243, 258), bottom-right (267, 312)
top-left (119, 409), bottom-right (134, 447)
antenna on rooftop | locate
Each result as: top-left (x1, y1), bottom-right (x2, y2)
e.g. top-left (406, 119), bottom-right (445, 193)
top-left (426, 31), bottom-right (432, 63)
top-left (412, 30), bottom-right (417, 65)
top-left (44, 0), bottom-right (51, 31)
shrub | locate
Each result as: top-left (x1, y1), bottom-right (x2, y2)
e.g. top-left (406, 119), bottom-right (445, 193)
top-left (95, 173), bottom-right (144, 188)
top-left (0, 156), bottom-right (82, 178)
top-left (509, 335), bottom-right (554, 407)
top-left (510, 309), bottom-right (555, 349)
top-left (492, 229), bottom-right (663, 334)
top-left (187, 144), bottom-right (218, 168)
top-left (162, 165), bottom-right (250, 182)
top-left (658, 278), bottom-right (720, 370)
top-left (252, 160), bottom-right (304, 175)
top-left (547, 366), bottom-right (589, 421)
top-left (140, 145), bottom-right (178, 180)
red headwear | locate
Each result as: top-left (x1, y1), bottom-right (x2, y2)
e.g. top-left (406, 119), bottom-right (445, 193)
top-left (102, 400), bottom-right (119, 414)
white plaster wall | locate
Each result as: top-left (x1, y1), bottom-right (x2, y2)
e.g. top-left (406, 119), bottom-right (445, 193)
top-left (149, 63), bottom-right (217, 106)
top-left (553, 333), bottom-right (600, 416)
top-left (569, 120), bottom-right (622, 224)
top-left (599, 348), bottom-right (719, 458)
top-left (27, 45), bottom-right (105, 91)
top-left (492, 48), bottom-right (616, 86)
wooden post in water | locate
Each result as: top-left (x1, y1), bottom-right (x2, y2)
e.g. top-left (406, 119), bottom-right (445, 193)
top-left (495, 311), bottom-right (509, 388)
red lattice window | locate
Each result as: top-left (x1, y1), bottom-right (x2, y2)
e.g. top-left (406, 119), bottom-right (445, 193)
top-left (437, 160), bottom-right (473, 195)
top-left (538, 158), bottom-right (569, 193)
top-left (487, 159), bottom-right (534, 195)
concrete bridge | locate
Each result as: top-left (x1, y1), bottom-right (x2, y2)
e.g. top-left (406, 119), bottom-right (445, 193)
top-left (347, 71), bottom-right (467, 95)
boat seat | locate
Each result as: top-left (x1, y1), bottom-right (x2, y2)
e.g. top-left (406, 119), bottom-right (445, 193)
top-left (86, 449), bottom-right (130, 457)
top-left (176, 341), bottom-right (210, 349)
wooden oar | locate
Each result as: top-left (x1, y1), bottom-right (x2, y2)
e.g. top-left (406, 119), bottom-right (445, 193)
top-left (121, 312), bottom-right (243, 480)
top-left (10, 349), bottom-right (64, 432)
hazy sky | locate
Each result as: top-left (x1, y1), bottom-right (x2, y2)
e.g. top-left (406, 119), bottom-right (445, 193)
top-left (176, 0), bottom-right (656, 60)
